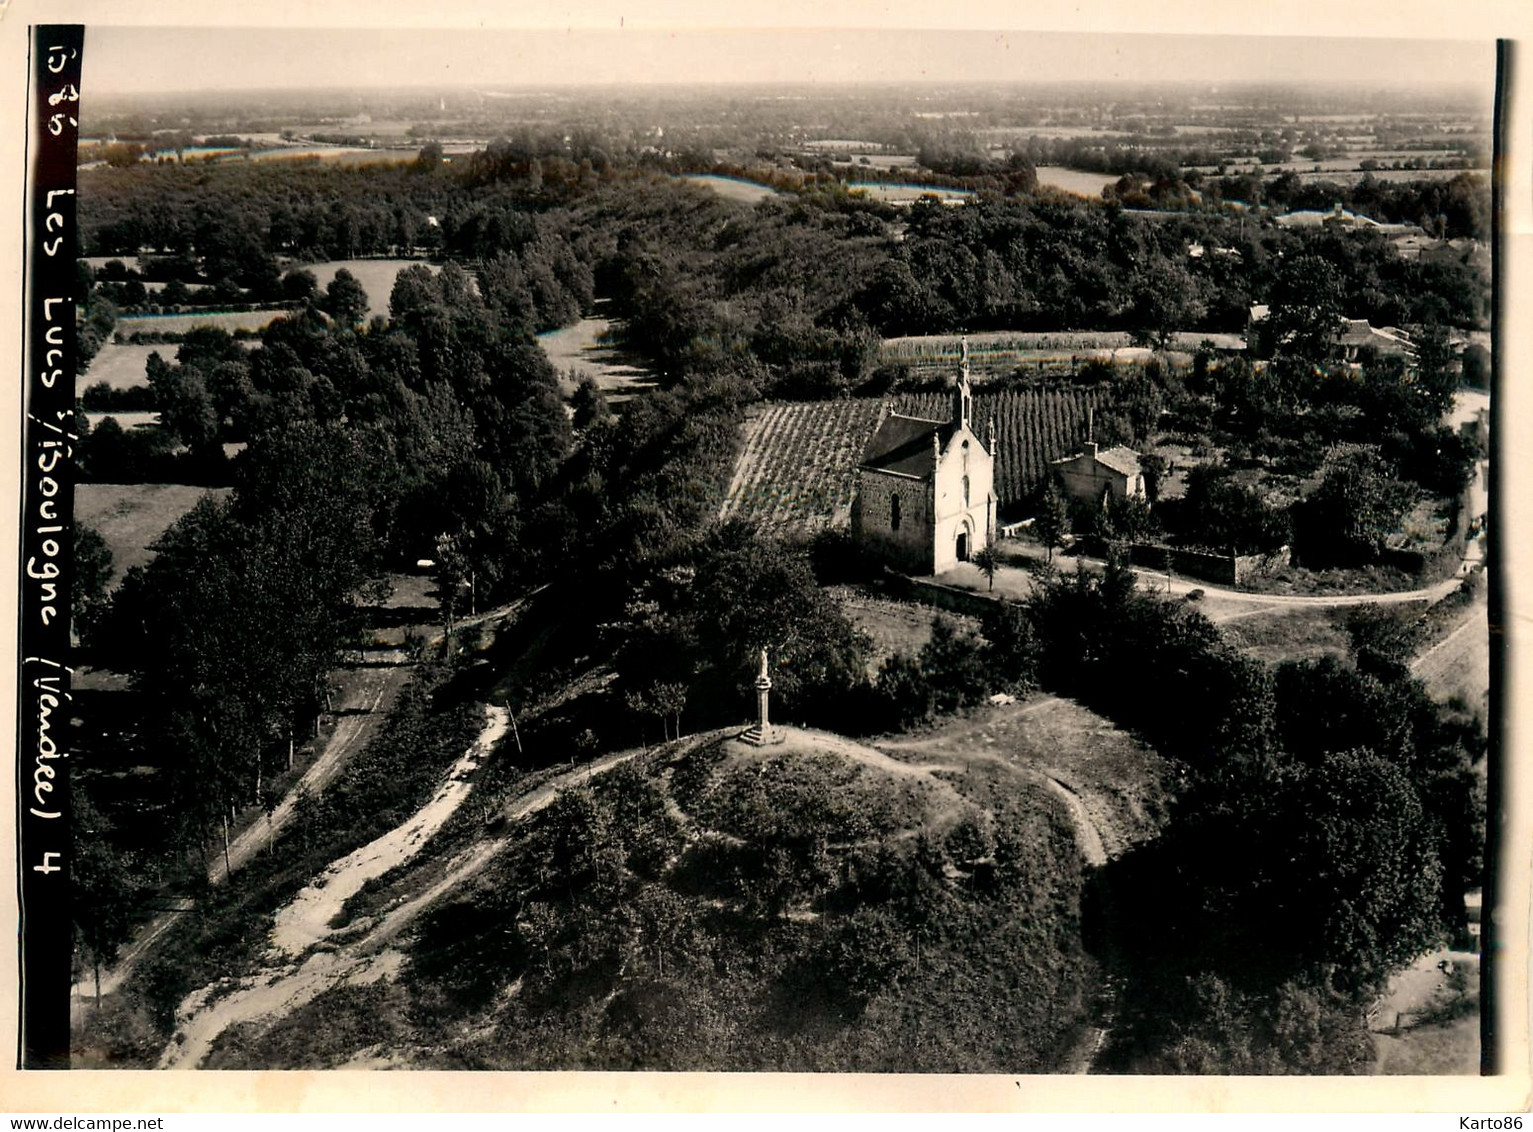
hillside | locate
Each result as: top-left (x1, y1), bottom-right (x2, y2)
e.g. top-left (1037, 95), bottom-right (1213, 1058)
top-left (721, 388), bottom-right (1101, 531)
top-left (144, 707), bottom-right (1171, 1072)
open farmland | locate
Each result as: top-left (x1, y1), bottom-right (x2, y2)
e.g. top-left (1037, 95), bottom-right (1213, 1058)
top-left (116, 310), bottom-right (291, 337)
top-left (75, 483), bottom-right (233, 589)
top-left (678, 174), bottom-right (778, 204)
top-left (1036, 166), bottom-right (1119, 198)
top-left (882, 331), bottom-right (1245, 378)
top-left (720, 387), bottom-right (1100, 530)
top-left (301, 259), bottom-right (443, 323)
top-left (81, 343), bottom-right (166, 390)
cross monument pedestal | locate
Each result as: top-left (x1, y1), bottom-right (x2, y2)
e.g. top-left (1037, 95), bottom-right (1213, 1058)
top-left (740, 647), bottom-right (784, 746)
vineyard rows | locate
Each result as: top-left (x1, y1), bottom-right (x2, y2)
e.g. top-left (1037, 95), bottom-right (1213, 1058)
top-left (882, 330), bottom-right (1245, 357)
top-left (721, 388), bottom-right (1102, 531)
top-left (721, 400), bottom-right (886, 530)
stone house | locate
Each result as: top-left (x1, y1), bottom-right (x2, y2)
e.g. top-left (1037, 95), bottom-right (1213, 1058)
top-left (1050, 440), bottom-right (1145, 506)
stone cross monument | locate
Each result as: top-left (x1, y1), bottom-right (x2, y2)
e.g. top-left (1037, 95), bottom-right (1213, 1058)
top-left (741, 647), bottom-right (782, 746)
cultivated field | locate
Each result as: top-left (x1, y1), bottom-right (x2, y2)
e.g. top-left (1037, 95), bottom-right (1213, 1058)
top-left (75, 482), bottom-right (233, 588)
top-left (882, 330), bottom-right (1245, 374)
top-left (678, 174), bottom-right (778, 204)
top-left (721, 399), bottom-right (884, 530)
top-left (116, 310), bottom-right (290, 337)
top-left (721, 388), bottom-right (1101, 530)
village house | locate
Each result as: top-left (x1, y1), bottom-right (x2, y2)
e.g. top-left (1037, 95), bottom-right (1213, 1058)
top-left (1246, 304), bottom-right (1416, 363)
top-left (1049, 438), bottom-right (1146, 507)
top-left (851, 342), bottom-right (995, 574)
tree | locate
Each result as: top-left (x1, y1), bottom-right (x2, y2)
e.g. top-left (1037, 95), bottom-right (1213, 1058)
top-left (71, 794), bottom-right (139, 1006)
top-left (1127, 258), bottom-right (1205, 351)
top-left (972, 544), bottom-right (1001, 592)
top-left (1412, 321), bottom-right (1457, 420)
top-left (1034, 478), bottom-right (1070, 564)
top-left (414, 140), bottom-right (444, 173)
top-left (571, 373), bottom-right (609, 431)
top-left (1264, 256), bottom-right (1345, 366)
top-left (73, 523), bottom-right (114, 645)
top-left (1301, 448), bottom-right (1417, 564)
top-left (281, 268), bottom-right (319, 303)
top-left (323, 269), bottom-right (369, 328)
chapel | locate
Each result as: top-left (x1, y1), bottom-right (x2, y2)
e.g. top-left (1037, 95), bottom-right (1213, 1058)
top-left (851, 341), bottom-right (995, 575)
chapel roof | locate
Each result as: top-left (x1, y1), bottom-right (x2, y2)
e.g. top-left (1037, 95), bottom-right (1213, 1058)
top-left (859, 412), bottom-right (955, 479)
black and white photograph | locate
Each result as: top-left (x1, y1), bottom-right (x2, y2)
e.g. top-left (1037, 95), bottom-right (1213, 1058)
top-left (6, 0), bottom-right (1532, 1113)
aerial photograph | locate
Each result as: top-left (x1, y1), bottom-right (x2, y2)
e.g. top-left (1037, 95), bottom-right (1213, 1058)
top-left (54, 21), bottom-right (1494, 1078)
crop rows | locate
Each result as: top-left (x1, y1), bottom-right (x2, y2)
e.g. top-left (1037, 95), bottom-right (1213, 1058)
top-left (893, 388), bottom-right (1101, 503)
top-left (721, 399), bottom-right (887, 529)
top-left (882, 331), bottom-right (1136, 359)
top-left (722, 388), bottom-right (1101, 532)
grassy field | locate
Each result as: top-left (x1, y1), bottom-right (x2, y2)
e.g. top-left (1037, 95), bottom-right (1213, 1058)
top-left (536, 310), bottom-right (657, 401)
top-left (847, 182), bottom-right (975, 204)
top-left (75, 483), bottom-right (232, 588)
top-left (833, 587), bottom-right (980, 675)
top-left (678, 174), bottom-right (778, 204)
top-left (116, 310), bottom-right (289, 337)
top-left (84, 411), bottom-right (159, 433)
top-left (1035, 166), bottom-right (1119, 198)
top-left (299, 259), bottom-right (442, 323)
top-left (81, 343), bottom-right (166, 391)
top-left (876, 695), bottom-right (1174, 860)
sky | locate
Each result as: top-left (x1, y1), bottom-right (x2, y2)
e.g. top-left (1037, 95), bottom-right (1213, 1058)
top-left (78, 25), bottom-right (1495, 97)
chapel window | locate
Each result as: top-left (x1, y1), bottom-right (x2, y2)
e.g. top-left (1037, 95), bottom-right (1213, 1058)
top-left (890, 493), bottom-right (901, 531)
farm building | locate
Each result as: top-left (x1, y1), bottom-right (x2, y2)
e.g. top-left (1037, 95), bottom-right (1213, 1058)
top-left (1246, 305), bottom-right (1416, 363)
top-left (1050, 440), bottom-right (1145, 506)
top-left (850, 347), bottom-right (996, 575)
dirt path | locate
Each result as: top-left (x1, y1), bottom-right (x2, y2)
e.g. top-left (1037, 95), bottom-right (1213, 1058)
top-left (269, 706), bottom-right (508, 957)
top-left (159, 729), bottom-right (704, 1068)
top-left (161, 705), bottom-right (504, 1069)
top-left (1038, 776), bottom-right (1109, 867)
top-left (944, 556), bottom-right (1465, 614)
top-left (74, 665), bottom-right (410, 1010)
top-left (212, 664), bottom-right (410, 886)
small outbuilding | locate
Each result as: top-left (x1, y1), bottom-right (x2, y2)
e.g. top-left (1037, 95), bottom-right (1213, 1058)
top-left (1049, 440), bottom-right (1145, 506)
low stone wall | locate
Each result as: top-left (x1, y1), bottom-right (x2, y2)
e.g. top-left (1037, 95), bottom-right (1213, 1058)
top-left (1124, 542), bottom-right (1290, 586)
top-left (879, 570), bottom-right (1002, 619)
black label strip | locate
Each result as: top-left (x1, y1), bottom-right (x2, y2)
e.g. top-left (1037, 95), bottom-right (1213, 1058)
top-left (18, 23), bottom-right (84, 1071)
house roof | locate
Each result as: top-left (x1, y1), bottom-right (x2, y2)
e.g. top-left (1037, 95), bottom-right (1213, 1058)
top-left (859, 411), bottom-right (953, 479)
top-left (1095, 446), bottom-right (1143, 477)
top-left (1337, 319), bottom-right (1416, 353)
top-left (1276, 207), bottom-right (1381, 228)
top-left (1050, 443), bottom-right (1142, 479)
